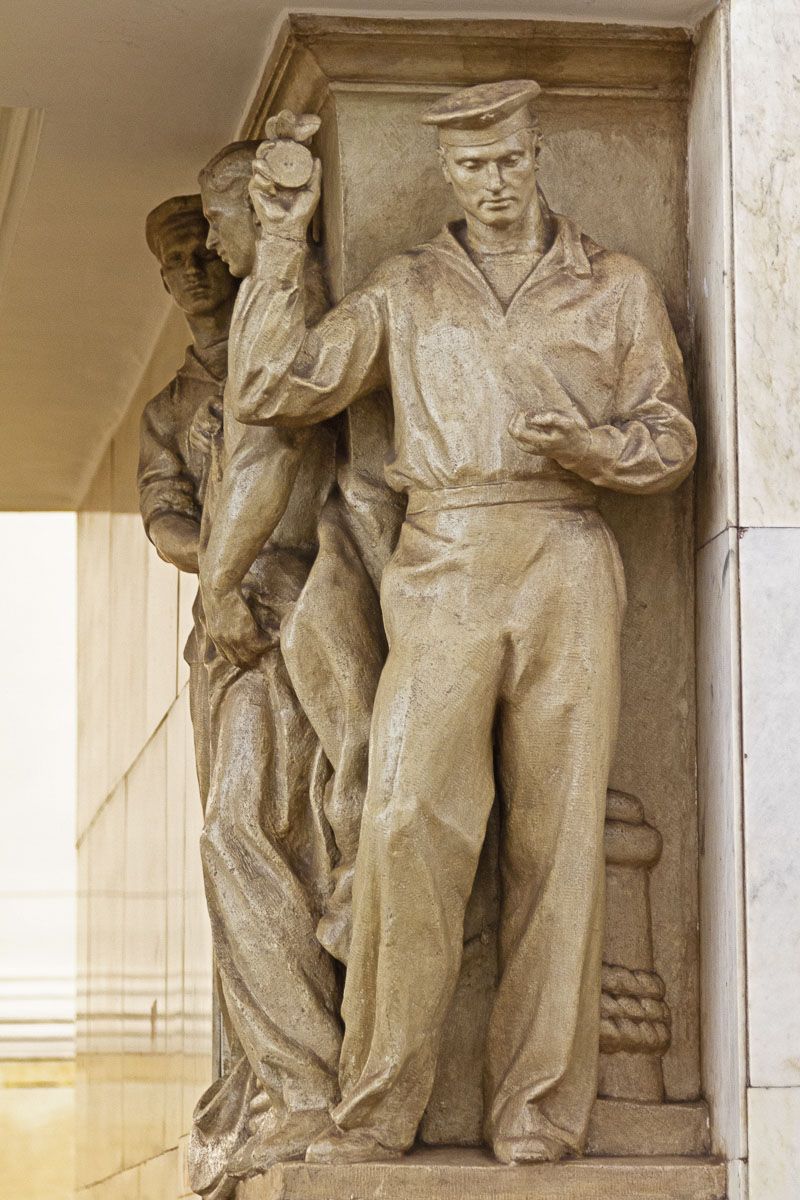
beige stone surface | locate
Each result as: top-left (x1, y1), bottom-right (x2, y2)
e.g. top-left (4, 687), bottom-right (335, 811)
top-left (237, 1149), bottom-right (727, 1200)
top-left (77, 449), bottom-right (113, 837)
top-left (86, 783), bottom-right (126, 1186)
top-left (145, 539), bottom-right (180, 734)
top-left (108, 439), bottom-right (150, 793)
top-left (585, 1099), bottom-right (709, 1159)
top-left (166, 695), bottom-right (190, 1150)
top-left (278, 25), bottom-right (701, 1102)
top-left (123, 727), bottom-right (169, 1168)
top-left (207, 42), bottom-right (697, 1171)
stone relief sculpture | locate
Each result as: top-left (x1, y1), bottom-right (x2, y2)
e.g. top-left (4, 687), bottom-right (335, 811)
top-left (138, 194), bottom-right (238, 808)
top-left (142, 74), bottom-right (697, 1193)
top-left (207, 77), bottom-right (697, 1171)
top-left (188, 140), bottom-right (346, 1200)
top-left (138, 168), bottom-right (341, 1200)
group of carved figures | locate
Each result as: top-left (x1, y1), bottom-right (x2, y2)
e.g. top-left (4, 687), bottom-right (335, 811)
top-left (137, 80), bottom-right (696, 1199)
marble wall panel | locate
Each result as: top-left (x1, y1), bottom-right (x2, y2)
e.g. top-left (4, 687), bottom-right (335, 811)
top-left (78, 291), bottom-right (204, 1193)
top-left (688, 6), bottom-right (736, 548)
top-left (76, 838), bottom-right (92, 1189)
top-left (78, 1163), bottom-right (139, 1200)
top-left (181, 700), bottom-right (214, 1131)
top-left (77, 448), bottom-right (112, 837)
top-left (85, 782), bottom-right (126, 1186)
top-left (137, 1147), bottom-right (181, 1198)
top-left (695, 528), bottom-right (746, 1157)
top-left (730, 0), bottom-right (800, 527)
top-left (165, 692), bottom-right (188, 1150)
top-left (748, 1088), bottom-right (800, 1200)
top-left (145, 541), bottom-right (179, 739)
top-left (122, 726), bottom-right (169, 1169)
top-left (739, 527), bottom-right (800, 1087)
top-left (109, 408), bottom-right (149, 791)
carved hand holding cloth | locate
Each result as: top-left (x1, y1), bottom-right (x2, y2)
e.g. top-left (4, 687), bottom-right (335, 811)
top-left (228, 206), bottom-right (696, 497)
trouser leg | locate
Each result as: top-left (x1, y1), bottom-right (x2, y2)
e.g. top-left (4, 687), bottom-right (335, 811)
top-left (485, 512), bottom-right (625, 1152)
top-left (200, 653), bottom-right (341, 1117)
top-left (282, 509), bottom-right (385, 962)
top-left (332, 527), bottom-right (503, 1150)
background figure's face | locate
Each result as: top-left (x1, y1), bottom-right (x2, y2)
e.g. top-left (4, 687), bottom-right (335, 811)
top-left (201, 183), bottom-right (256, 278)
top-left (440, 128), bottom-right (540, 230)
top-left (158, 222), bottom-right (237, 316)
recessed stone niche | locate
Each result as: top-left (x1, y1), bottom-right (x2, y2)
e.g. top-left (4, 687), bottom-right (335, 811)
top-left (234, 12), bottom-right (734, 1199)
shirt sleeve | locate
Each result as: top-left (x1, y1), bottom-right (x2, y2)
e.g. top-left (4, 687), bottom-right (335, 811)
top-left (137, 389), bottom-right (200, 536)
top-left (229, 233), bottom-right (388, 428)
top-left (556, 264), bottom-right (697, 494)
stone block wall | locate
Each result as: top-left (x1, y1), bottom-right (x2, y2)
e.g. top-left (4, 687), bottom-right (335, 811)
top-left (76, 311), bottom-right (211, 1200)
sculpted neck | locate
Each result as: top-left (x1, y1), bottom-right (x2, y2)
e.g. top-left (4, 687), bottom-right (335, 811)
top-left (463, 189), bottom-right (552, 256)
top-left (185, 295), bottom-right (236, 353)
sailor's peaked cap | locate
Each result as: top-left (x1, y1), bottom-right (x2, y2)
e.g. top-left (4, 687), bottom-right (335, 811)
top-left (421, 79), bottom-right (542, 145)
top-left (146, 194), bottom-right (206, 257)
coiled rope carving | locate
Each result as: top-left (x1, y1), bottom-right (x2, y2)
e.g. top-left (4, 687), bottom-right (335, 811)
top-left (600, 964), bottom-right (672, 1056)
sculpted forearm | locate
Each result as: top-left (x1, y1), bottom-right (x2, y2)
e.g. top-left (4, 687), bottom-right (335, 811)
top-left (202, 427), bottom-right (306, 595)
top-left (149, 512), bottom-right (201, 574)
top-left (199, 428), bottom-right (306, 669)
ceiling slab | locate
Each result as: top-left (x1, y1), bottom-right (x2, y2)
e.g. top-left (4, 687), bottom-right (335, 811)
top-left (0, 0), bottom-right (713, 509)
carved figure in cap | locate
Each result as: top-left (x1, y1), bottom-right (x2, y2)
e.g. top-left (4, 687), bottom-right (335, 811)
top-left (202, 122), bottom-right (403, 970)
top-left (224, 79), bottom-right (696, 1167)
top-left (183, 142), bottom-right (340, 1198)
top-left (138, 194), bottom-right (238, 804)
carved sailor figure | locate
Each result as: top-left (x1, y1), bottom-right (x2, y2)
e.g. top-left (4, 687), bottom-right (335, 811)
top-left (138, 194), bottom-right (238, 805)
top-left (222, 80), bottom-right (697, 1166)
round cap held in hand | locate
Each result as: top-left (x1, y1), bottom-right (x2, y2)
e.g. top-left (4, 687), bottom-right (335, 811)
top-left (258, 139), bottom-right (315, 189)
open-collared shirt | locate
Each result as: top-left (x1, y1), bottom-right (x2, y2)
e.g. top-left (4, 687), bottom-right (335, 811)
top-left (229, 203), bottom-right (696, 499)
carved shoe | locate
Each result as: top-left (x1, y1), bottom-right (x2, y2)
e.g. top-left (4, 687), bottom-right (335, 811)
top-left (493, 1132), bottom-right (569, 1164)
top-left (305, 1124), bottom-right (402, 1164)
top-left (228, 1107), bottom-right (333, 1178)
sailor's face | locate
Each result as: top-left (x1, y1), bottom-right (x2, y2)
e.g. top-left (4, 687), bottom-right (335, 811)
top-left (441, 129), bottom-right (540, 229)
top-left (159, 223), bottom-right (237, 315)
top-left (201, 185), bottom-right (257, 278)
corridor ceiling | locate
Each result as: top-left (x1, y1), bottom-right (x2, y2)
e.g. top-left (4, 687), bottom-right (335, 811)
top-left (0, 0), bottom-right (711, 508)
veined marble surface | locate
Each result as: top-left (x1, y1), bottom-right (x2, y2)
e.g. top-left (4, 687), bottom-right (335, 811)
top-left (696, 528), bottom-right (746, 1157)
top-left (739, 528), bottom-right (800, 1087)
top-left (731, 0), bottom-right (800, 526)
top-left (748, 1088), bottom-right (800, 1200)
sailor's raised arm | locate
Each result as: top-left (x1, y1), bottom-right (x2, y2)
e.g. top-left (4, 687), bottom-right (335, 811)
top-left (229, 154), bottom-right (388, 429)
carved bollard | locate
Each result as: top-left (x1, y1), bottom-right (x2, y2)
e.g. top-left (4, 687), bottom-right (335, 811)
top-left (599, 790), bottom-right (671, 1103)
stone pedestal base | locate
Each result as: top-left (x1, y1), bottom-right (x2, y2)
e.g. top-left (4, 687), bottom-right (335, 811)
top-left (586, 1099), bottom-right (710, 1157)
top-left (237, 1149), bottom-right (726, 1200)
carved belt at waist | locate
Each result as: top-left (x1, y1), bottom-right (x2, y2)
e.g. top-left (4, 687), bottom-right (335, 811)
top-left (405, 478), bottom-right (596, 514)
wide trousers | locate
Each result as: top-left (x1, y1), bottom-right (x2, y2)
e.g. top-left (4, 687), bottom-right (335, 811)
top-left (189, 646), bottom-right (343, 1199)
top-left (332, 498), bottom-right (626, 1152)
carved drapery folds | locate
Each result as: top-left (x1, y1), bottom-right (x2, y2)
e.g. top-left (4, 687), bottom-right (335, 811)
top-left (135, 17), bottom-right (710, 1194)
